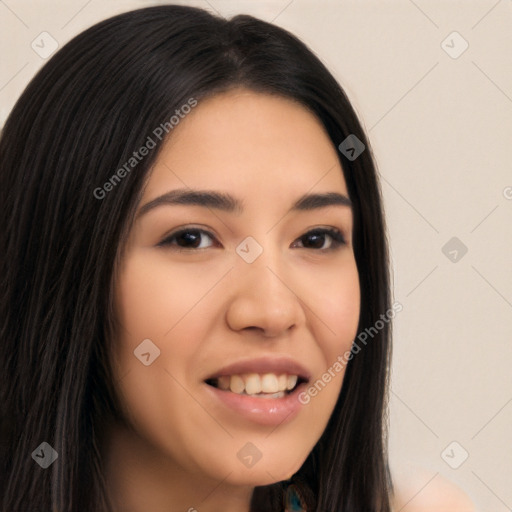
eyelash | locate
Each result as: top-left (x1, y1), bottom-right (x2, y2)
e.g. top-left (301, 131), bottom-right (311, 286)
top-left (157, 226), bottom-right (347, 252)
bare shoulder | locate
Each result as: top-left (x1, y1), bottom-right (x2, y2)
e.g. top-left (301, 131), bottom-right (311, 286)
top-left (391, 468), bottom-right (476, 512)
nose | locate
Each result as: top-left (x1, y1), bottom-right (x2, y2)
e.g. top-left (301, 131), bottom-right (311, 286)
top-left (225, 254), bottom-right (307, 337)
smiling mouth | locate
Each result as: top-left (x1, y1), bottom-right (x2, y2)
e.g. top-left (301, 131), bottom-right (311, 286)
top-left (205, 373), bottom-right (307, 399)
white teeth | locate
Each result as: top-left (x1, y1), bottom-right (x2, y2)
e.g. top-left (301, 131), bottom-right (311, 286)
top-left (214, 372), bottom-right (301, 396)
top-left (245, 374), bottom-right (262, 395)
top-left (251, 391), bottom-right (285, 399)
top-left (229, 375), bottom-right (245, 394)
top-left (287, 375), bottom-right (298, 391)
top-left (261, 373), bottom-right (279, 393)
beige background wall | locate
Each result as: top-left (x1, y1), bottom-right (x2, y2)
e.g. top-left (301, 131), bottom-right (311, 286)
top-left (1, 1), bottom-right (511, 510)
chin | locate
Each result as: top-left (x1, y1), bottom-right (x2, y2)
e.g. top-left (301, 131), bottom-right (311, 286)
top-left (219, 452), bottom-right (308, 487)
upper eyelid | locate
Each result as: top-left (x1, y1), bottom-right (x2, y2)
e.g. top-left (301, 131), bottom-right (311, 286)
top-left (159, 225), bottom-right (347, 246)
top-left (161, 226), bottom-right (215, 240)
top-left (162, 225), bottom-right (344, 237)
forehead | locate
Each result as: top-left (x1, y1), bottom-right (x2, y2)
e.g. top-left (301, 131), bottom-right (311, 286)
top-left (143, 88), bottom-right (348, 201)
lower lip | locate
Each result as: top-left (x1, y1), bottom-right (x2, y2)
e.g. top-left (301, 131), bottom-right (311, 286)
top-left (204, 382), bottom-right (307, 426)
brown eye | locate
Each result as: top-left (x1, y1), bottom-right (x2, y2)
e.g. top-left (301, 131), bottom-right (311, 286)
top-left (158, 228), bottom-right (217, 250)
top-left (293, 228), bottom-right (346, 251)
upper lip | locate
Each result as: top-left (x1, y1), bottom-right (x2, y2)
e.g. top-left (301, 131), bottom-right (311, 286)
top-left (204, 356), bottom-right (311, 382)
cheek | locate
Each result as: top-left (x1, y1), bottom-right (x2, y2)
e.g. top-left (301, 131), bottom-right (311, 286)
top-left (110, 255), bottom-right (221, 460)
top-left (111, 253), bottom-right (213, 420)
top-left (324, 266), bottom-right (360, 395)
top-left (116, 253), bottom-right (195, 339)
top-left (325, 271), bottom-right (360, 357)
top-left (301, 257), bottom-right (361, 360)
top-left (289, 258), bottom-right (360, 432)
top-left (114, 252), bottom-right (222, 357)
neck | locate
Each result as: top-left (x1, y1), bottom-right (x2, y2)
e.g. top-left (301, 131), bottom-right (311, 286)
top-left (102, 419), bottom-right (254, 512)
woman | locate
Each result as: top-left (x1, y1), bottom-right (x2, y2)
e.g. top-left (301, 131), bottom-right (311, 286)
top-left (0, 5), bottom-right (474, 512)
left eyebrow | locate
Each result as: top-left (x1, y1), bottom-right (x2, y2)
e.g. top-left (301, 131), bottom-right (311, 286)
top-left (136, 188), bottom-right (352, 218)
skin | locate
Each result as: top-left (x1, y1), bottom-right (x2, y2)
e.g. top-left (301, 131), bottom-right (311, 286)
top-left (104, 88), bottom-right (360, 512)
top-left (392, 466), bottom-right (476, 511)
top-left (103, 88), bottom-right (475, 511)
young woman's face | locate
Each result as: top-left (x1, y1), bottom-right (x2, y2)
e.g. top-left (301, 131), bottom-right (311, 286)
top-left (112, 89), bottom-right (360, 486)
